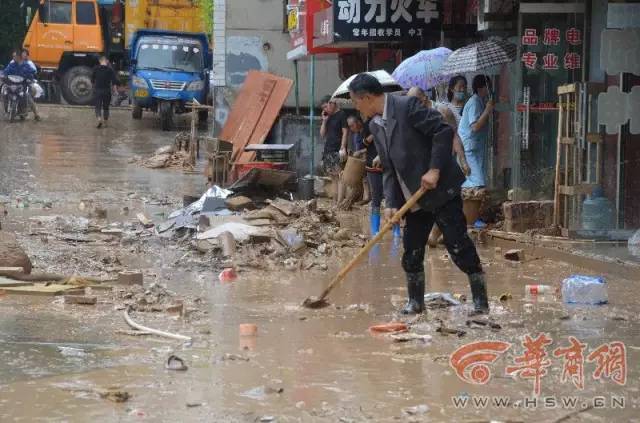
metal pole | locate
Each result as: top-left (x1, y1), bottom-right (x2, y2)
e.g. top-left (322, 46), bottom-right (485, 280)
top-left (309, 55), bottom-right (316, 176)
top-left (616, 72), bottom-right (623, 229)
top-left (294, 60), bottom-right (300, 115)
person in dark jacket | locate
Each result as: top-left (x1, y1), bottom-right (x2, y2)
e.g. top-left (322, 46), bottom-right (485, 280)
top-left (348, 73), bottom-right (489, 316)
top-left (91, 56), bottom-right (119, 128)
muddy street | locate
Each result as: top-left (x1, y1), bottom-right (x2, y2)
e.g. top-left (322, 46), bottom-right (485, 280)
top-left (0, 106), bottom-right (638, 422)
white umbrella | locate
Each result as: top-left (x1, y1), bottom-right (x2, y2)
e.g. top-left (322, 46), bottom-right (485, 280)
top-left (332, 70), bottom-right (403, 99)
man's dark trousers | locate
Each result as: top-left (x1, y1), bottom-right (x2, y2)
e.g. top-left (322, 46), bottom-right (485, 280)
top-left (95, 90), bottom-right (111, 120)
top-left (402, 196), bottom-right (482, 276)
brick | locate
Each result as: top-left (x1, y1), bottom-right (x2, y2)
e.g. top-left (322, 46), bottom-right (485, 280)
top-left (504, 249), bottom-right (525, 262)
top-left (64, 295), bottom-right (97, 305)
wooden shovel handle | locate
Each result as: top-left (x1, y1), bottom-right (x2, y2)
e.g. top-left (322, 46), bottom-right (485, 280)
top-left (317, 187), bottom-right (427, 301)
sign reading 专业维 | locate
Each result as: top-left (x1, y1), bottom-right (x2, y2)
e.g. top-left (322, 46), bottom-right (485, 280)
top-left (332, 0), bottom-right (441, 43)
top-left (520, 22), bottom-right (584, 74)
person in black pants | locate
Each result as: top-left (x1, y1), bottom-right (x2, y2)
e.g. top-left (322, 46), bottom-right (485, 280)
top-left (348, 73), bottom-right (489, 316)
top-left (91, 56), bottom-right (119, 128)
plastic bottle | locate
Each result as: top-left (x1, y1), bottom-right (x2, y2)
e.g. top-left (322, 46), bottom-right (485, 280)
top-left (561, 275), bottom-right (608, 305)
top-left (525, 284), bottom-right (554, 295)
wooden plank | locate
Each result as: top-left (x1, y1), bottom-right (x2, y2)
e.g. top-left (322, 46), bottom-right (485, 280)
top-left (558, 184), bottom-right (598, 196)
top-left (237, 77), bottom-right (294, 165)
top-left (2, 284), bottom-right (84, 296)
top-left (560, 136), bottom-right (575, 145)
top-left (586, 133), bottom-right (603, 144)
top-left (220, 71), bottom-right (292, 168)
top-left (0, 276), bottom-right (33, 288)
top-left (557, 84), bottom-right (576, 95)
top-left (554, 93), bottom-right (564, 227)
top-left (232, 78), bottom-right (277, 163)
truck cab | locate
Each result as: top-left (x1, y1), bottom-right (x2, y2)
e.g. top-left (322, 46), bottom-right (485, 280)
top-left (129, 30), bottom-right (210, 130)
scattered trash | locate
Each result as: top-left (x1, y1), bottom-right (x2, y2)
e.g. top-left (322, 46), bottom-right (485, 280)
top-left (525, 284), bottom-right (554, 296)
top-left (136, 213), bottom-right (153, 228)
top-left (99, 388), bottom-right (131, 403)
top-left (124, 307), bottom-right (192, 342)
top-left (403, 404), bottom-right (430, 415)
top-left (466, 319), bottom-right (502, 330)
top-left (452, 293), bottom-right (467, 302)
top-left (423, 292), bottom-right (462, 308)
top-left (219, 268), bottom-right (238, 283)
top-left (240, 386), bottom-right (282, 401)
top-left (504, 249), bottom-right (525, 261)
top-left (221, 353), bottom-right (249, 362)
top-left (523, 303), bottom-right (534, 313)
top-left (561, 275), bottom-right (608, 305)
top-left (239, 323), bottom-right (258, 337)
top-left (57, 346), bottom-right (87, 357)
top-left (225, 196), bottom-right (254, 211)
top-left (499, 292), bottom-right (512, 302)
top-left (368, 322), bottom-right (408, 334)
top-left (435, 322), bottom-right (466, 337)
top-left (166, 355), bottom-right (188, 371)
top-left (64, 295), bottom-right (97, 305)
top-left (186, 402), bottom-right (203, 408)
top-left (390, 333), bottom-right (432, 343)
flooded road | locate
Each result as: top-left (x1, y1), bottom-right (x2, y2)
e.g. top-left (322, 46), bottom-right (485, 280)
top-left (0, 106), bottom-right (638, 422)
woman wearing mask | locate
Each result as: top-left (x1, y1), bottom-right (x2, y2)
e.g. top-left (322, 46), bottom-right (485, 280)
top-left (457, 75), bottom-right (495, 226)
top-left (444, 75), bottom-right (468, 125)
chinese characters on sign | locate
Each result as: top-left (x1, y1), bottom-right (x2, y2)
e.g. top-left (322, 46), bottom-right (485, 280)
top-left (449, 334), bottom-right (627, 396)
top-left (520, 27), bottom-right (582, 71)
top-left (334, 0), bottom-right (441, 42)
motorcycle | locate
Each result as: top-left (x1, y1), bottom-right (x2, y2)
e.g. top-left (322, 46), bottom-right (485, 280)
top-left (2, 74), bottom-right (32, 122)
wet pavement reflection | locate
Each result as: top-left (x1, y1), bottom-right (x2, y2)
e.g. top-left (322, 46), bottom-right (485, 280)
top-left (0, 107), bottom-right (638, 422)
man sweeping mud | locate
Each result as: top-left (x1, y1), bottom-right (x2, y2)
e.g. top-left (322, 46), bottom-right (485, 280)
top-left (348, 73), bottom-right (489, 315)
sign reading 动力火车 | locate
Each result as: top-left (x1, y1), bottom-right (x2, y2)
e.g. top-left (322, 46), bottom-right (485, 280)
top-left (331, 0), bottom-right (441, 43)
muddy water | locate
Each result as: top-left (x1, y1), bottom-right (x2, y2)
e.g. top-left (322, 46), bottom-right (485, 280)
top-left (0, 107), bottom-right (639, 422)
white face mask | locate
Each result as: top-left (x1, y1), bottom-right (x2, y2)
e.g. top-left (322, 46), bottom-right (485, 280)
top-left (453, 91), bottom-right (466, 102)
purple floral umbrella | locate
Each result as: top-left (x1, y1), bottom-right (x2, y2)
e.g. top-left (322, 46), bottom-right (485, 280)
top-left (392, 47), bottom-right (452, 92)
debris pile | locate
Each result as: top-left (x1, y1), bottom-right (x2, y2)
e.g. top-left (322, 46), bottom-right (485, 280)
top-left (132, 132), bottom-right (208, 170)
top-left (158, 186), bottom-right (366, 272)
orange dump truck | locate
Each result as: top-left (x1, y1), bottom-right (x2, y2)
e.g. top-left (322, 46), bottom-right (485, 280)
top-left (22, 0), bottom-right (206, 105)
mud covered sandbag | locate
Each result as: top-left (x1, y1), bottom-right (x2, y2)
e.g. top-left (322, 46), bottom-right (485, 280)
top-left (0, 231), bottom-right (32, 274)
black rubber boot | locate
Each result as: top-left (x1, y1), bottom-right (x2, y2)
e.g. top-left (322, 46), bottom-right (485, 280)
top-left (468, 272), bottom-right (489, 315)
top-left (401, 271), bottom-right (425, 315)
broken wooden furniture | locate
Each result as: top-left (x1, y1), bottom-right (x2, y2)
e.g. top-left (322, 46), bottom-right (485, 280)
top-left (554, 82), bottom-right (605, 237)
top-left (205, 137), bottom-right (233, 187)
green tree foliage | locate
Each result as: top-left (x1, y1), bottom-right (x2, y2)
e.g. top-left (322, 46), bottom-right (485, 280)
top-left (0, 0), bottom-right (26, 64)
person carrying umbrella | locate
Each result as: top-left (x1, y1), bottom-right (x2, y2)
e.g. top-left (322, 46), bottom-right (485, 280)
top-left (457, 75), bottom-right (495, 225)
top-left (348, 73), bottom-right (490, 316)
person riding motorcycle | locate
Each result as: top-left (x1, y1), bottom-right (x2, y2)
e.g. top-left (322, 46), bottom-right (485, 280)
top-left (4, 51), bottom-right (41, 121)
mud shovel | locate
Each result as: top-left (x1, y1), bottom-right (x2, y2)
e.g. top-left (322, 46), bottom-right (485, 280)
top-left (303, 187), bottom-right (427, 309)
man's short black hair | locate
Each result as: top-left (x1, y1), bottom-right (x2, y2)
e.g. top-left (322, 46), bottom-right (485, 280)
top-left (320, 94), bottom-right (333, 106)
top-left (348, 73), bottom-right (384, 97)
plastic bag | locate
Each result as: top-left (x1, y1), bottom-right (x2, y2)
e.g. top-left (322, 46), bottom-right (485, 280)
top-left (32, 82), bottom-right (44, 99)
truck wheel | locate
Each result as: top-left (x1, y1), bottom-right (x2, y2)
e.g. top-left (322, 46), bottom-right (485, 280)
top-left (132, 104), bottom-right (143, 120)
top-left (159, 102), bottom-right (173, 131)
top-left (60, 66), bottom-right (94, 105)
